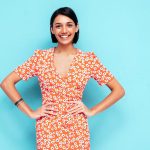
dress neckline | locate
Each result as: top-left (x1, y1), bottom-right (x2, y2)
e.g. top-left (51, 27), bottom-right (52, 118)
top-left (51, 47), bottom-right (82, 79)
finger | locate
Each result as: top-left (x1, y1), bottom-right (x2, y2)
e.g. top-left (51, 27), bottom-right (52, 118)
top-left (67, 102), bottom-right (83, 111)
top-left (43, 104), bottom-right (56, 110)
top-left (72, 108), bottom-right (84, 115)
top-left (44, 110), bottom-right (58, 116)
top-left (73, 111), bottom-right (85, 116)
top-left (67, 101), bottom-right (84, 107)
top-left (68, 107), bottom-right (84, 114)
top-left (40, 113), bottom-right (48, 118)
top-left (45, 107), bottom-right (59, 112)
top-left (73, 106), bottom-right (86, 114)
top-left (44, 112), bottom-right (57, 116)
top-left (67, 104), bottom-right (81, 112)
top-left (35, 112), bottom-right (47, 119)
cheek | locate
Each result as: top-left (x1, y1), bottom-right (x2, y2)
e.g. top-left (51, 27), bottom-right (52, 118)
top-left (52, 27), bottom-right (60, 33)
top-left (69, 28), bottom-right (77, 34)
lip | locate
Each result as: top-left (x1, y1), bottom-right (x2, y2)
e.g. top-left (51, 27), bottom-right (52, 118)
top-left (59, 34), bottom-right (71, 39)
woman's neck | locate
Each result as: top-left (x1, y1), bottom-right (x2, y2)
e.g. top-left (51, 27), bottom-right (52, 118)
top-left (55, 44), bottom-right (77, 55)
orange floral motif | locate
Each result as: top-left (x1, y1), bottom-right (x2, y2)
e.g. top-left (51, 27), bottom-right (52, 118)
top-left (14, 47), bottom-right (114, 150)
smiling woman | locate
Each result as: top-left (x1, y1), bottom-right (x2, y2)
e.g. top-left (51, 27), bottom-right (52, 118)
top-left (0, 7), bottom-right (125, 150)
top-left (51, 15), bottom-right (78, 45)
top-left (50, 7), bottom-right (79, 44)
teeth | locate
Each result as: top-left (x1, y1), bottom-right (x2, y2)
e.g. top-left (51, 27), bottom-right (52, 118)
top-left (60, 35), bottom-right (69, 38)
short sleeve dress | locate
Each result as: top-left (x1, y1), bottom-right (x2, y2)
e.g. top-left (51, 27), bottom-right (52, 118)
top-left (14, 47), bottom-right (114, 150)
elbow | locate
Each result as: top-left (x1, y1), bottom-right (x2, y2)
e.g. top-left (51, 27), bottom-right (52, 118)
top-left (1, 78), bottom-right (14, 91)
top-left (112, 85), bottom-right (125, 99)
top-left (1, 79), bottom-right (8, 90)
top-left (120, 86), bottom-right (125, 97)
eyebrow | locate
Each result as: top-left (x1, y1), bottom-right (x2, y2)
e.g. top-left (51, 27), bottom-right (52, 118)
top-left (55, 22), bottom-right (74, 25)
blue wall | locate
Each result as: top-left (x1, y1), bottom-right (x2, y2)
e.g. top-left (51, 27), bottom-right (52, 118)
top-left (0, 0), bottom-right (150, 150)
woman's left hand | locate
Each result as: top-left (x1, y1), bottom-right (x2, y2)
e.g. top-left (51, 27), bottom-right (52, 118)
top-left (66, 101), bottom-right (94, 118)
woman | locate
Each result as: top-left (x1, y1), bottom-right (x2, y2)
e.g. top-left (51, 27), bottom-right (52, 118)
top-left (1, 7), bottom-right (125, 150)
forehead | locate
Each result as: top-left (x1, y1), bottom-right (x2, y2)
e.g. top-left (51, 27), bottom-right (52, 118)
top-left (53, 15), bottom-right (74, 24)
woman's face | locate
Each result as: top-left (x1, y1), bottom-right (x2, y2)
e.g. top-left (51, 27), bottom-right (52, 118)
top-left (51, 15), bottom-right (79, 45)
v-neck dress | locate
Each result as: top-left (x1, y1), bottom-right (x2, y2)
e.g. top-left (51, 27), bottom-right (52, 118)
top-left (14, 47), bottom-right (114, 150)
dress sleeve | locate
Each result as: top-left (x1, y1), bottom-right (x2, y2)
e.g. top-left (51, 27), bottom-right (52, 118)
top-left (90, 52), bottom-right (114, 86)
top-left (14, 50), bottom-right (41, 81)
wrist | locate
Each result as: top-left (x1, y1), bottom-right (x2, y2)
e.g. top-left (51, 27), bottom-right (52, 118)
top-left (28, 109), bottom-right (35, 119)
top-left (90, 108), bottom-right (96, 117)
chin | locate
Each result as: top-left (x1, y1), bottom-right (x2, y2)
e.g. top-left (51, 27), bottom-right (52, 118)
top-left (57, 39), bottom-right (74, 45)
top-left (58, 42), bottom-right (73, 46)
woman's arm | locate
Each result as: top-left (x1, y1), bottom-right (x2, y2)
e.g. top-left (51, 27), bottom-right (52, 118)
top-left (0, 71), bottom-right (57, 119)
top-left (67, 52), bottom-right (125, 117)
top-left (67, 77), bottom-right (125, 117)
top-left (90, 77), bottom-right (125, 116)
top-left (0, 71), bottom-right (34, 118)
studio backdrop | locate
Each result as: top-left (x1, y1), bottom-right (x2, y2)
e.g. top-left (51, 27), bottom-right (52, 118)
top-left (0, 0), bottom-right (150, 150)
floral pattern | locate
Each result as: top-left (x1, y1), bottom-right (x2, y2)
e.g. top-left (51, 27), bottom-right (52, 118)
top-left (14, 47), bottom-right (114, 150)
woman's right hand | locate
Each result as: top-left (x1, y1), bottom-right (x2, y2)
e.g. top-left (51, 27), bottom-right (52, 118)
top-left (30, 102), bottom-right (59, 119)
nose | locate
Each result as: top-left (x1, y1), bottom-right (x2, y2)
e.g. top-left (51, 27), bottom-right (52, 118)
top-left (61, 26), bottom-right (67, 33)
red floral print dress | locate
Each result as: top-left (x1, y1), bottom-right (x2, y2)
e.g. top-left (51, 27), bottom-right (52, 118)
top-left (14, 47), bottom-right (114, 150)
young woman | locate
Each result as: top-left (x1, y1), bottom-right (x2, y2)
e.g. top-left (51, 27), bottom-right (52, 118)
top-left (1, 7), bottom-right (125, 150)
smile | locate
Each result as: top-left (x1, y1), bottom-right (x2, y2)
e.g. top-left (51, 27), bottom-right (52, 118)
top-left (59, 35), bottom-right (71, 39)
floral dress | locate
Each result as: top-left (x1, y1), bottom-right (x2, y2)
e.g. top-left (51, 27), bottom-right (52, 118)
top-left (14, 47), bottom-right (114, 150)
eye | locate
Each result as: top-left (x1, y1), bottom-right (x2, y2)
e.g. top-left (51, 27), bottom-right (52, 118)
top-left (68, 24), bottom-right (73, 27)
top-left (55, 25), bottom-right (61, 28)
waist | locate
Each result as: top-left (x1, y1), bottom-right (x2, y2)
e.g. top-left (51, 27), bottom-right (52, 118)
top-left (43, 100), bottom-right (81, 112)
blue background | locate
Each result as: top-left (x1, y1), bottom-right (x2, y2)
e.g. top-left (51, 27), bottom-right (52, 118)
top-left (0, 0), bottom-right (150, 150)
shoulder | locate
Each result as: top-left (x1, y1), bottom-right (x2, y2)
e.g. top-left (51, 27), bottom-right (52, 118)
top-left (79, 50), bottom-right (102, 67)
top-left (81, 50), bottom-right (98, 60)
top-left (33, 47), bottom-right (53, 58)
top-left (34, 48), bottom-right (52, 54)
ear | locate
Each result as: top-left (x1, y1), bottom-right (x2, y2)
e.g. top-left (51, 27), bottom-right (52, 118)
top-left (76, 24), bottom-right (79, 33)
top-left (51, 27), bottom-right (54, 34)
